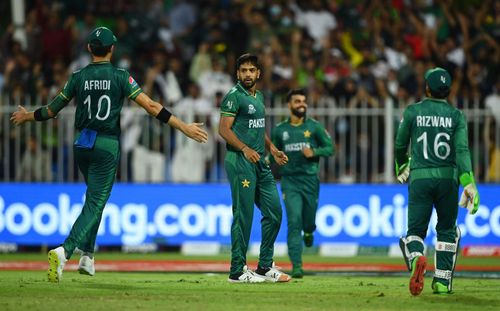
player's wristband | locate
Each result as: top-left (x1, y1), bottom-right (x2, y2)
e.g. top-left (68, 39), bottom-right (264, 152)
top-left (459, 172), bottom-right (475, 188)
top-left (395, 158), bottom-right (409, 176)
top-left (156, 107), bottom-right (172, 124)
top-left (34, 107), bottom-right (50, 121)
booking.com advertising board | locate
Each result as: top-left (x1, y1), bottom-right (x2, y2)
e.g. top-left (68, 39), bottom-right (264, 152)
top-left (0, 184), bottom-right (499, 246)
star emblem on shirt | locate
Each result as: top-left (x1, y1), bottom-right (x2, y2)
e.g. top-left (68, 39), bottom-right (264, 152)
top-left (242, 179), bottom-right (250, 188)
top-left (304, 130), bottom-right (311, 138)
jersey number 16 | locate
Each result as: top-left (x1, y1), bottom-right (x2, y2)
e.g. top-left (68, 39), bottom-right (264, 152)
top-left (416, 131), bottom-right (451, 160)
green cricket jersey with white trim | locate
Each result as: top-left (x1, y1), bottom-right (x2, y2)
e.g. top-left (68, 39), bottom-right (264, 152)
top-left (272, 117), bottom-right (334, 176)
top-left (271, 117), bottom-right (334, 271)
top-left (395, 98), bottom-right (472, 179)
top-left (49, 61), bottom-right (142, 260)
top-left (48, 61), bottom-right (142, 137)
top-left (396, 98), bottom-right (470, 290)
top-left (220, 82), bottom-right (266, 154)
top-left (220, 82), bottom-right (282, 276)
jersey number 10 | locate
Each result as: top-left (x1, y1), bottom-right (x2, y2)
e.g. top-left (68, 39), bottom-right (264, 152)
top-left (84, 95), bottom-right (111, 121)
top-left (416, 132), bottom-right (451, 160)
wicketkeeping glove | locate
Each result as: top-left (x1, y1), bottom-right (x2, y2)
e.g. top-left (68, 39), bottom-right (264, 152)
top-left (395, 158), bottom-right (411, 184)
top-left (458, 172), bottom-right (480, 215)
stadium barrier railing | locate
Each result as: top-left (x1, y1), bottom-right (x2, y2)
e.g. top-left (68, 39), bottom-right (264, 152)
top-left (0, 95), bottom-right (497, 183)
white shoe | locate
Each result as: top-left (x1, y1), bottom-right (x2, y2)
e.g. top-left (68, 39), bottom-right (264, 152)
top-left (255, 262), bottom-right (291, 282)
top-left (78, 255), bottom-right (95, 276)
top-left (47, 246), bottom-right (67, 283)
top-left (228, 265), bottom-right (266, 283)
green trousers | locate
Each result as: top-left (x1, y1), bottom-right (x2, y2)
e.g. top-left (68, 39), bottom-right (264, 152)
top-left (406, 178), bottom-right (459, 286)
top-left (224, 151), bottom-right (282, 277)
top-left (281, 175), bottom-right (319, 269)
top-left (63, 135), bottom-right (120, 258)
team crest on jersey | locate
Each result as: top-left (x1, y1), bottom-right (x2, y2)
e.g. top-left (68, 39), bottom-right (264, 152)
top-left (282, 131), bottom-right (289, 141)
top-left (226, 100), bottom-right (233, 110)
top-left (248, 104), bottom-right (256, 114)
top-left (128, 76), bottom-right (138, 87)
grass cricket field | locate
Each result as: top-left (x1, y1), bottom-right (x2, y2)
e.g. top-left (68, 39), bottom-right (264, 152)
top-left (1, 253), bottom-right (499, 310)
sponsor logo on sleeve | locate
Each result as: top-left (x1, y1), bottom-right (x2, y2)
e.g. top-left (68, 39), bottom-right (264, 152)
top-left (129, 76), bottom-right (138, 87)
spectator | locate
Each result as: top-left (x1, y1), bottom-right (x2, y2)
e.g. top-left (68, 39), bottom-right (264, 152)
top-left (271, 52), bottom-right (294, 96)
top-left (291, 0), bottom-right (337, 51)
top-left (16, 136), bottom-right (52, 182)
top-left (39, 9), bottom-right (72, 66)
top-left (143, 50), bottom-right (183, 105)
top-left (169, 0), bottom-right (197, 39)
top-left (197, 57), bottom-right (233, 102)
top-left (189, 41), bottom-right (212, 83)
top-left (1, 0), bottom-right (499, 183)
top-left (171, 83), bottom-right (213, 183)
top-left (484, 79), bottom-right (500, 182)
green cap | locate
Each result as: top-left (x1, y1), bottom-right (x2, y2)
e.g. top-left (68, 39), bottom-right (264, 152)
top-left (424, 67), bottom-right (451, 93)
top-left (88, 27), bottom-right (117, 47)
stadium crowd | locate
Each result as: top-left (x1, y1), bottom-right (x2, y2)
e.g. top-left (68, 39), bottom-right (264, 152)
top-left (0, 0), bottom-right (499, 182)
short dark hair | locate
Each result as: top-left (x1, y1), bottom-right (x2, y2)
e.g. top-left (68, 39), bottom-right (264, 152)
top-left (427, 83), bottom-right (450, 99)
top-left (286, 88), bottom-right (307, 103)
top-left (236, 53), bottom-right (259, 70)
top-left (89, 40), bottom-right (112, 57)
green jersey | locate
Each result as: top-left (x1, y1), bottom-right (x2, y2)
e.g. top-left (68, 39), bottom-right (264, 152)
top-left (220, 82), bottom-right (266, 154)
top-left (272, 117), bottom-right (334, 176)
top-left (48, 61), bottom-right (143, 137)
top-left (395, 98), bottom-right (472, 178)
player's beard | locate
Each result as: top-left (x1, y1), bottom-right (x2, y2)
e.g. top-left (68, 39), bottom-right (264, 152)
top-left (240, 77), bottom-right (257, 89)
top-left (291, 107), bottom-right (307, 118)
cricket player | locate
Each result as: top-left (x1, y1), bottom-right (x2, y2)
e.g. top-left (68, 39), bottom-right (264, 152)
top-left (395, 67), bottom-right (480, 295)
top-left (11, 26), bottom-right (208, 283)
top-left (271, 88), bottom-right (334, 278)
top-left (219, 53), bottom-right (291, 283)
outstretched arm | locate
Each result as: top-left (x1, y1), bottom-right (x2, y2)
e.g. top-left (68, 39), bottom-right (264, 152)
top-left (11, 94), bottom-right (65, 125)
top-left (11, 73), bottom-right (75, 125)
top-left (11, 105), bottom-right (54, 125)
top-left (134, 92), bottom-right (208, 143)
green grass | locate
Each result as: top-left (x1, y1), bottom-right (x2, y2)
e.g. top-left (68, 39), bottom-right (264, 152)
top-left (1, 252), bottom-right (499, 267)
top-left (1, 270), bottom-right (499, 311)
top-left (1, 253), bottom-right (498, 310)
